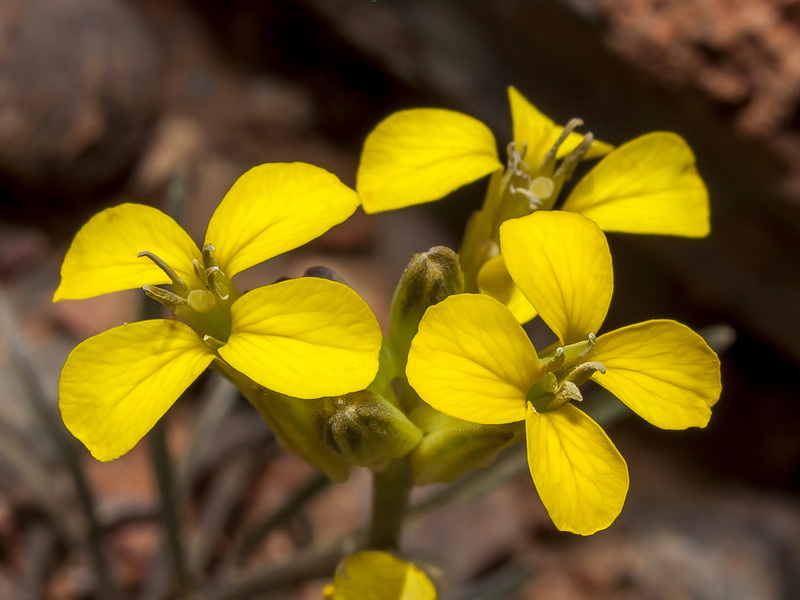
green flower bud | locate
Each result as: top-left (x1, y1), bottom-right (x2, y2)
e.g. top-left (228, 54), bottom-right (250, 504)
top-left (388, 247), bottom-right (463, 370)
top-left (409, 404), bottom-right (522, 485)
top-left (319, 390), bottom-right (423, 472)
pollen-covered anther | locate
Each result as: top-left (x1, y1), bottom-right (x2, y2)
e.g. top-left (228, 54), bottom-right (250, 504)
top-left (554, 380), bottom-right (583, 404)
top-left (539, 347), bottom-right (566, 373)
top-left (563, 360), bottom-right (606, 387)
top-left (137, 251), bottom-right (188, 294)
top-left (506, 140), bottom-right (529, 176)
top-left (201, 244), bottom-right (219, 271)
top-left (540, 117), bottom-right (584, 170)
top-left (142, 284), bottom-right (186, 311)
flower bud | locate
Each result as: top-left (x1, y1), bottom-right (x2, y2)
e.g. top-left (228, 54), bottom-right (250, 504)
top-left (388, 247), bottom-right (463, 370)
top-left (409, 404), bottom-right (522, 485)
top-left (319, 390), bottom-right (423, 472)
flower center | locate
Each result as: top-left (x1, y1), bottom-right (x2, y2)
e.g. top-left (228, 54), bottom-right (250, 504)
top-left (502, 118), bottom-right (595, 215)
top-left (526, 334), bottom-right (606, 413)
top-left (139, 244), bottom-right (240, 346)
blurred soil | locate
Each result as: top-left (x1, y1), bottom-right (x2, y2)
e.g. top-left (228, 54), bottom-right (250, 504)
top-left (0, 0), bottom-right (798, 599)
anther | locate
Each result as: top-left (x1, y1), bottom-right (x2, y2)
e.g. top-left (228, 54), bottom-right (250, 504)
top-left (143, 285), bottom-right (187, 311)
top-left (539, 347), bottom-right (566, 373)
top-left (202, 244), bottom-right (218, 271)
top-left (553, 131), bottom-right (594, 184)
top-left (540, 117), bottom-right (584, 171)
top-left (506, 141), bottom-right (529, 176)
top-left (562, 360), bottom-right (606, 387)
top-left (138, 251), bottom-right (188, 294)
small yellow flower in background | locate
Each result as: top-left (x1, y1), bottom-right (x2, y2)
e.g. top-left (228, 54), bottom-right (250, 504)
top-left (54, 162), bottom-right (382, 461)
top-left (357, 87), bottom-right (610, 214)
top-left (357, 86), bottom-right (708, 237)
top-left (406, 211), bottom-right (721, 535)
top-left (324, 551), bottom-right (437, 600)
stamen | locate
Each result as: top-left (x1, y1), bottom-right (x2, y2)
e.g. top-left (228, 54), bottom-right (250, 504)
top-left (506, 141), bottom-right (529, 177)
top-left (193, 259), bottom-right (209, 286)
top-left (562, 360), bottom-right (606, 387)
top-left (509, 184), bottom-right (542, 210)
top-left (539, 347), bottom-right (566, 374)
top-left (554, 381), bottom-right (583, 404)
top-left (552, 131), bottom-right (594, 185)
top-left (143, 284), bottom-right (187, 311)
top-left (202, 244), bottom-right (218, 271)
top-left (138, 251), bottom-right (188, 294)
top-left (539, 117), bottom-right (584, 171)
top-left (206, 267), bottom-right (231, 300)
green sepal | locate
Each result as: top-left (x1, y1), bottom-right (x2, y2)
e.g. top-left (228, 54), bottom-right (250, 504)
top-left (217, 361), bottom-right (351, 482)
top-left (409, 404), bottom-right (522, 485)
top-left (320, 390), bottom-right (423, 472)
top-left (388, 247), bottom-right (463, 372)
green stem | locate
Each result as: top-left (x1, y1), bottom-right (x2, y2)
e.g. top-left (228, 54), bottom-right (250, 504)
top-left (364, 457), bottom-right (413, 551)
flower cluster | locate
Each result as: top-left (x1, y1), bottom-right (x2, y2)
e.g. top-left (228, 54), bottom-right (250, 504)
top-left (54, 86), bottom-right (723, 596)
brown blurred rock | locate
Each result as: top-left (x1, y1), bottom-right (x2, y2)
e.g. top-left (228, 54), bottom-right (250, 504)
top-left (0, 0), bottom-right (162, 214)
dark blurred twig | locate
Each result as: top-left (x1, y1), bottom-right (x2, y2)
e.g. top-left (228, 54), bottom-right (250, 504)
top-left (0, 291), bottom-right (119, 599)
top-left (222, 472), bottom-right (330, 570)
top-left (193, 535), bottom-right (357, 600)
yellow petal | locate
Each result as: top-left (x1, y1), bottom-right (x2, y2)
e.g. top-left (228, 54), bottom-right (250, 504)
top-left (561, 132), bottom-right (710, 237)
top-left (205, 163), bottom-right (360, 278)
top-left (500, 211), bottom-right (612, 344)
top-left (356, 109), bottom-right (501, 213)
top-left (476, 254), bottom-right (537, 324)
top-left (508, 86), bottom-right (612, 169)
top-left (591, 320), bottom-right (721, 429)
top-left (54, 204), bottom-right (203, 302)
top-left (525, 403), bottom-right (629, 535)
top-left (59, 320), bottom-right (214, 461)
top-left (406, 294), bottom-right (538, 425)
top-left (330, 551), bottom-right (437, 600)
top-left (219, 278), bottom-right (382, 399)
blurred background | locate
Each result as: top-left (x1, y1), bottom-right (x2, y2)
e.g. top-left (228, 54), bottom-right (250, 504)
top-left (0, 0), bottom-right (798, 598)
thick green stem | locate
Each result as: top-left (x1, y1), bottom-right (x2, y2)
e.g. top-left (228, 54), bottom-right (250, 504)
top-left (365, 457), bottom-right (413, 551)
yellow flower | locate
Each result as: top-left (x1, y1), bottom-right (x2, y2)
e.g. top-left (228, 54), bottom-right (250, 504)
top-left (325, 551), bottom-right (437, 600)
top-left (54, 162), bottom-right (383, 461)
top-left (357, 86), bottom-right (708, 239)
top-left (406, 211), bottom-right (721, 535)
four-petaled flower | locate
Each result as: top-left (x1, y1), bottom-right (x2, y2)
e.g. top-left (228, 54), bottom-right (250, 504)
top-left (55, 162), bottom-right (382, 461)
top-left (406, 211), bottom-right (721, 535)
top-left (357, 87), bottom-right (708, 237)
top-left (356, 87), bottom-right (710, 324)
